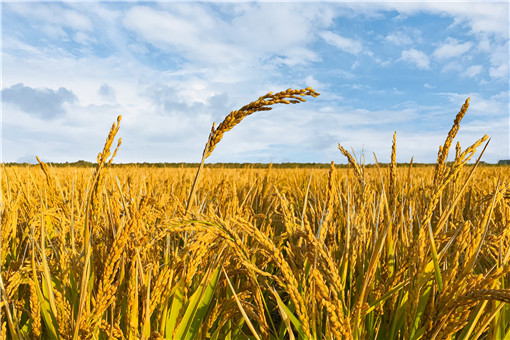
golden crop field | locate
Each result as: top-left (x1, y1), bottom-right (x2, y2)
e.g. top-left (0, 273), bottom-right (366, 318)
top-left (1, 89), bottom-right (510, 339)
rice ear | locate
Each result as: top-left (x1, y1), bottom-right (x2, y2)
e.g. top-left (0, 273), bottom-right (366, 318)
top-left (186, 87), bottom-right (320, 215)
top-left (204, 87), bottom-right (320, 158)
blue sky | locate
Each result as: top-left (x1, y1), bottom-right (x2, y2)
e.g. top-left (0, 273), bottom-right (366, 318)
top-left (2, 1), bottom-right (509, 164)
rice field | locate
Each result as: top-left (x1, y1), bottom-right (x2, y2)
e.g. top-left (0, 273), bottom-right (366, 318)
top-left (1, 89), bottom-right (509, 339)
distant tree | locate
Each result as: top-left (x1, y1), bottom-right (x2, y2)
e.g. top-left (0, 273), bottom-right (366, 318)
top-left (74, 160), bottom-right (94, 167)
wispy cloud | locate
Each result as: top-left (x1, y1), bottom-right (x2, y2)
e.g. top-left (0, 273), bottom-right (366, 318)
top-left (378, 2), bottom-right (509, 38)
top-left (441, 61), bottom-right (462, 74)
top-left (433, 37), bottom-right (473, 60)
top-left (123, 3), bottom-right (329, 68)
top-left (385, 31), bottom-right (413, 46)
top-left (463, 65), bottom-right (483, 78)
top-left (319, 31), bottom-right (364, 55)
top-left (400, 49), bottom-right (431, 69)
top-left (7, 3), bottom-right (93, 32)
top-left (489, 64), bottom-right (508, 80)
top-left (488, 41), bottom-right (509, 80)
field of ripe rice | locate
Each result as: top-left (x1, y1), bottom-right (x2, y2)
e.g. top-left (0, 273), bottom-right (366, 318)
top-left (2, 161), bottom-right (510, 339)
top-left (1, 89), bottom-right (510, 339)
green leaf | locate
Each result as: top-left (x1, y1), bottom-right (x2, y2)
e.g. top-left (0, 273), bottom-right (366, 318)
top-left (409, 283), bottom-right (432, 340)
top-left (365, 279), bottom-right (408, 315)
top-left (165, 277), bottom-right (185, 338)
top-left (173, 263), bottom-right (222, 340)
top-left (503, 324), bottom-right (510, 340)
top-left (388, 290), bottom-right (407, 340)
top-left (270, 287), bottom-right (308, 340)
top-left (427, 223), bottom-right (443, 292)
top-left (33, 266), bottom-right (58, 340)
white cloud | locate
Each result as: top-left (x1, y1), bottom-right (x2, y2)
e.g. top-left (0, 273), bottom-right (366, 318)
top-left (441, 61), bottom-right (462, 74)
top-left (400, 49), bottom-right (430, 69)
top-left (40, 25), bottom-right (68, 40)
top-left (439, 91), bottom-right (509, 118)
top-left (74, 31), bottom-right (96, 46)
top-left (319, 31), bottom-right (363, 55)
top-left (488, 42), bottom-right (509, 80)
top-left (477, 35), bottom-right (492, 52)
top-left (6, 3), bottom-right (93, 32)
top-left (266, 47), bottom-right (321, 67)
top-left (302, 75), bottom-right (323, 91)
top-left (123, 6), bottom-right (211, 55)
top-left (433, 37), bottom-right (473, 59)
top-left (385, 31), bottom-right (413, 45)
top-left (377, 2), bottom-right (509, 39)
top-left (463, 65), bottom-right (483, 78)
top-left (123, 3), bottom-right (330, 67)
top-left (489, 64), bottom-right (509, 79)
top-left (447, 3), bottom-right (509, 39)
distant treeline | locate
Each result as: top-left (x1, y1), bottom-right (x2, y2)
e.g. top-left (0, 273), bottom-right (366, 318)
top-left (3, 159), bottom-right (509, 168)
